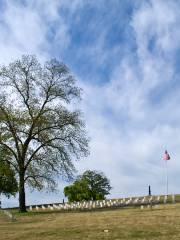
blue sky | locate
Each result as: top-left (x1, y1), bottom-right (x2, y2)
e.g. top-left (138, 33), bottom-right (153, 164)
top-left (1, 0), bottom-right (180, 207)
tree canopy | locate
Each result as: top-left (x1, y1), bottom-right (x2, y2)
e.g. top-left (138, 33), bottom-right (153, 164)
top-left (64, 170), bottom-right (112, 202)
top-left (0, 55), bottom-right (89, 212)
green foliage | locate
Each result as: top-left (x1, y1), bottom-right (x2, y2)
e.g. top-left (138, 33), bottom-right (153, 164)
top-left (0, 147), bottom-right (18, 197)
top-left (0, 163), bottom-right (18, 197)
top-left (64, 170), bottom-right (112, 202)
top-left (64, 180), bottom-right (90, 202)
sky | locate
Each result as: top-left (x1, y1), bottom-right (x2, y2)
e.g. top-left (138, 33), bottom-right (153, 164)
top-left (1, 0), bottom-right (180, 207)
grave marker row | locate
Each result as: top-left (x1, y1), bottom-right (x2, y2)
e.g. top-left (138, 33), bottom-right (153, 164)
top-left (29, 195), bottom-right (176, 212)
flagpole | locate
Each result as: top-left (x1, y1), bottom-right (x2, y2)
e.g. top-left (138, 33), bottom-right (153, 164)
top-left (166, 160), bottom-right (168, 196)
top-left (163, 150), bottom-right (170, 196)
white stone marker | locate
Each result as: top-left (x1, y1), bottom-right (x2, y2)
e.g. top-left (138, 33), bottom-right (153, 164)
top-left (164, 195), bottom-right (167, 204)
top-left (172, 195), bottom-right (175, 204)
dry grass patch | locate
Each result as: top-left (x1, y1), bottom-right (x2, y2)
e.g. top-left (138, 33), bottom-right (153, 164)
top-left (0, 204), bottom-right (180, 240)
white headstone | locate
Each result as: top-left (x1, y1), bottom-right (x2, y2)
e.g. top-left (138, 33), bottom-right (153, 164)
top-left (172, 195), bottom-right (175, 204)
top-left (164, 195), bottom-right (167, 204)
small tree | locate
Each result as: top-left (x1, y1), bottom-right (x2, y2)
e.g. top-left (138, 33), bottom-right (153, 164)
top-left (0, 55), bottom-right (89, 212)
top-left (64, 180), bottom-right (90, 202)
top-left (0, 147), bottom-right (18, 198)
top-left (0, 162), bottom-right (18, 198)
top-left (64, 170), bottom-right (112, 202)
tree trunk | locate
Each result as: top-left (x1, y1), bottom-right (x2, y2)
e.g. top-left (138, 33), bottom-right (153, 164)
top-left (19, 172), bottom-right (27, 212)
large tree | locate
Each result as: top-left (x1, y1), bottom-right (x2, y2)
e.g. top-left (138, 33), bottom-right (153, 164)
top-left (64, 170), bottom-right (112, 202)
top-left (0, 55), bottom-right (89, 212)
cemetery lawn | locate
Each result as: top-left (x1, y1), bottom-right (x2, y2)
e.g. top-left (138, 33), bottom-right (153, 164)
top-left (1, 204), bottom-right (180, 240)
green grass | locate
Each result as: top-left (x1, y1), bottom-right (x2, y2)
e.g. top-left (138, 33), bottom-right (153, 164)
top-left (1, 203), bottom-right (180, 240)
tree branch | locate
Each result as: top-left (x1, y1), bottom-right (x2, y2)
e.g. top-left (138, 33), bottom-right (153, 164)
top-left (24, 137), bottom-right (65, 169)
top-left (0, 106), bottom-right (21, 159)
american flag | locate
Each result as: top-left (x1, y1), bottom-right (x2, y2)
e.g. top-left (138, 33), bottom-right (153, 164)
top-left (163, 150), bottom-right (170, 160)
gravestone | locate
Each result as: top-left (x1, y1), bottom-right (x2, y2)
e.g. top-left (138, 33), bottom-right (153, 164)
top-left (164, 195), bottom-right (167, 204)
top-left (172, 195), bottom-right (175, 204)
top-left (3, 210), bottom-right (16, 221)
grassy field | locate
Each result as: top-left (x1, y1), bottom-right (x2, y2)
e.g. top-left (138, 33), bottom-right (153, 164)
top-left (0, 204), bottom-right (180, 240)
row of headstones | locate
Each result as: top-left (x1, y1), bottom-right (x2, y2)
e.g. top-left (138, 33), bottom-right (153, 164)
top-left (133, 194), bottom-right (175, 205)
top-left (29, 195), bottom-right (176, 211)
top-left (140, 204), bottom-right (159, 210)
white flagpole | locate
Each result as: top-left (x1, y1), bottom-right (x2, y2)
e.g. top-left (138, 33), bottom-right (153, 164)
top-left (163, 150), bottom-right (170, 196)
top-left (165, 160), bottom-right (168, 196)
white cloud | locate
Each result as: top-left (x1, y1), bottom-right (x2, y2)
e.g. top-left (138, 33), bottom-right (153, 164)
top-left (0, 2), bottom-right (45, 63)
top-left (132, 0), bottom-right (180, 54)
top-left (0, 0), bottom-right (76, 64)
